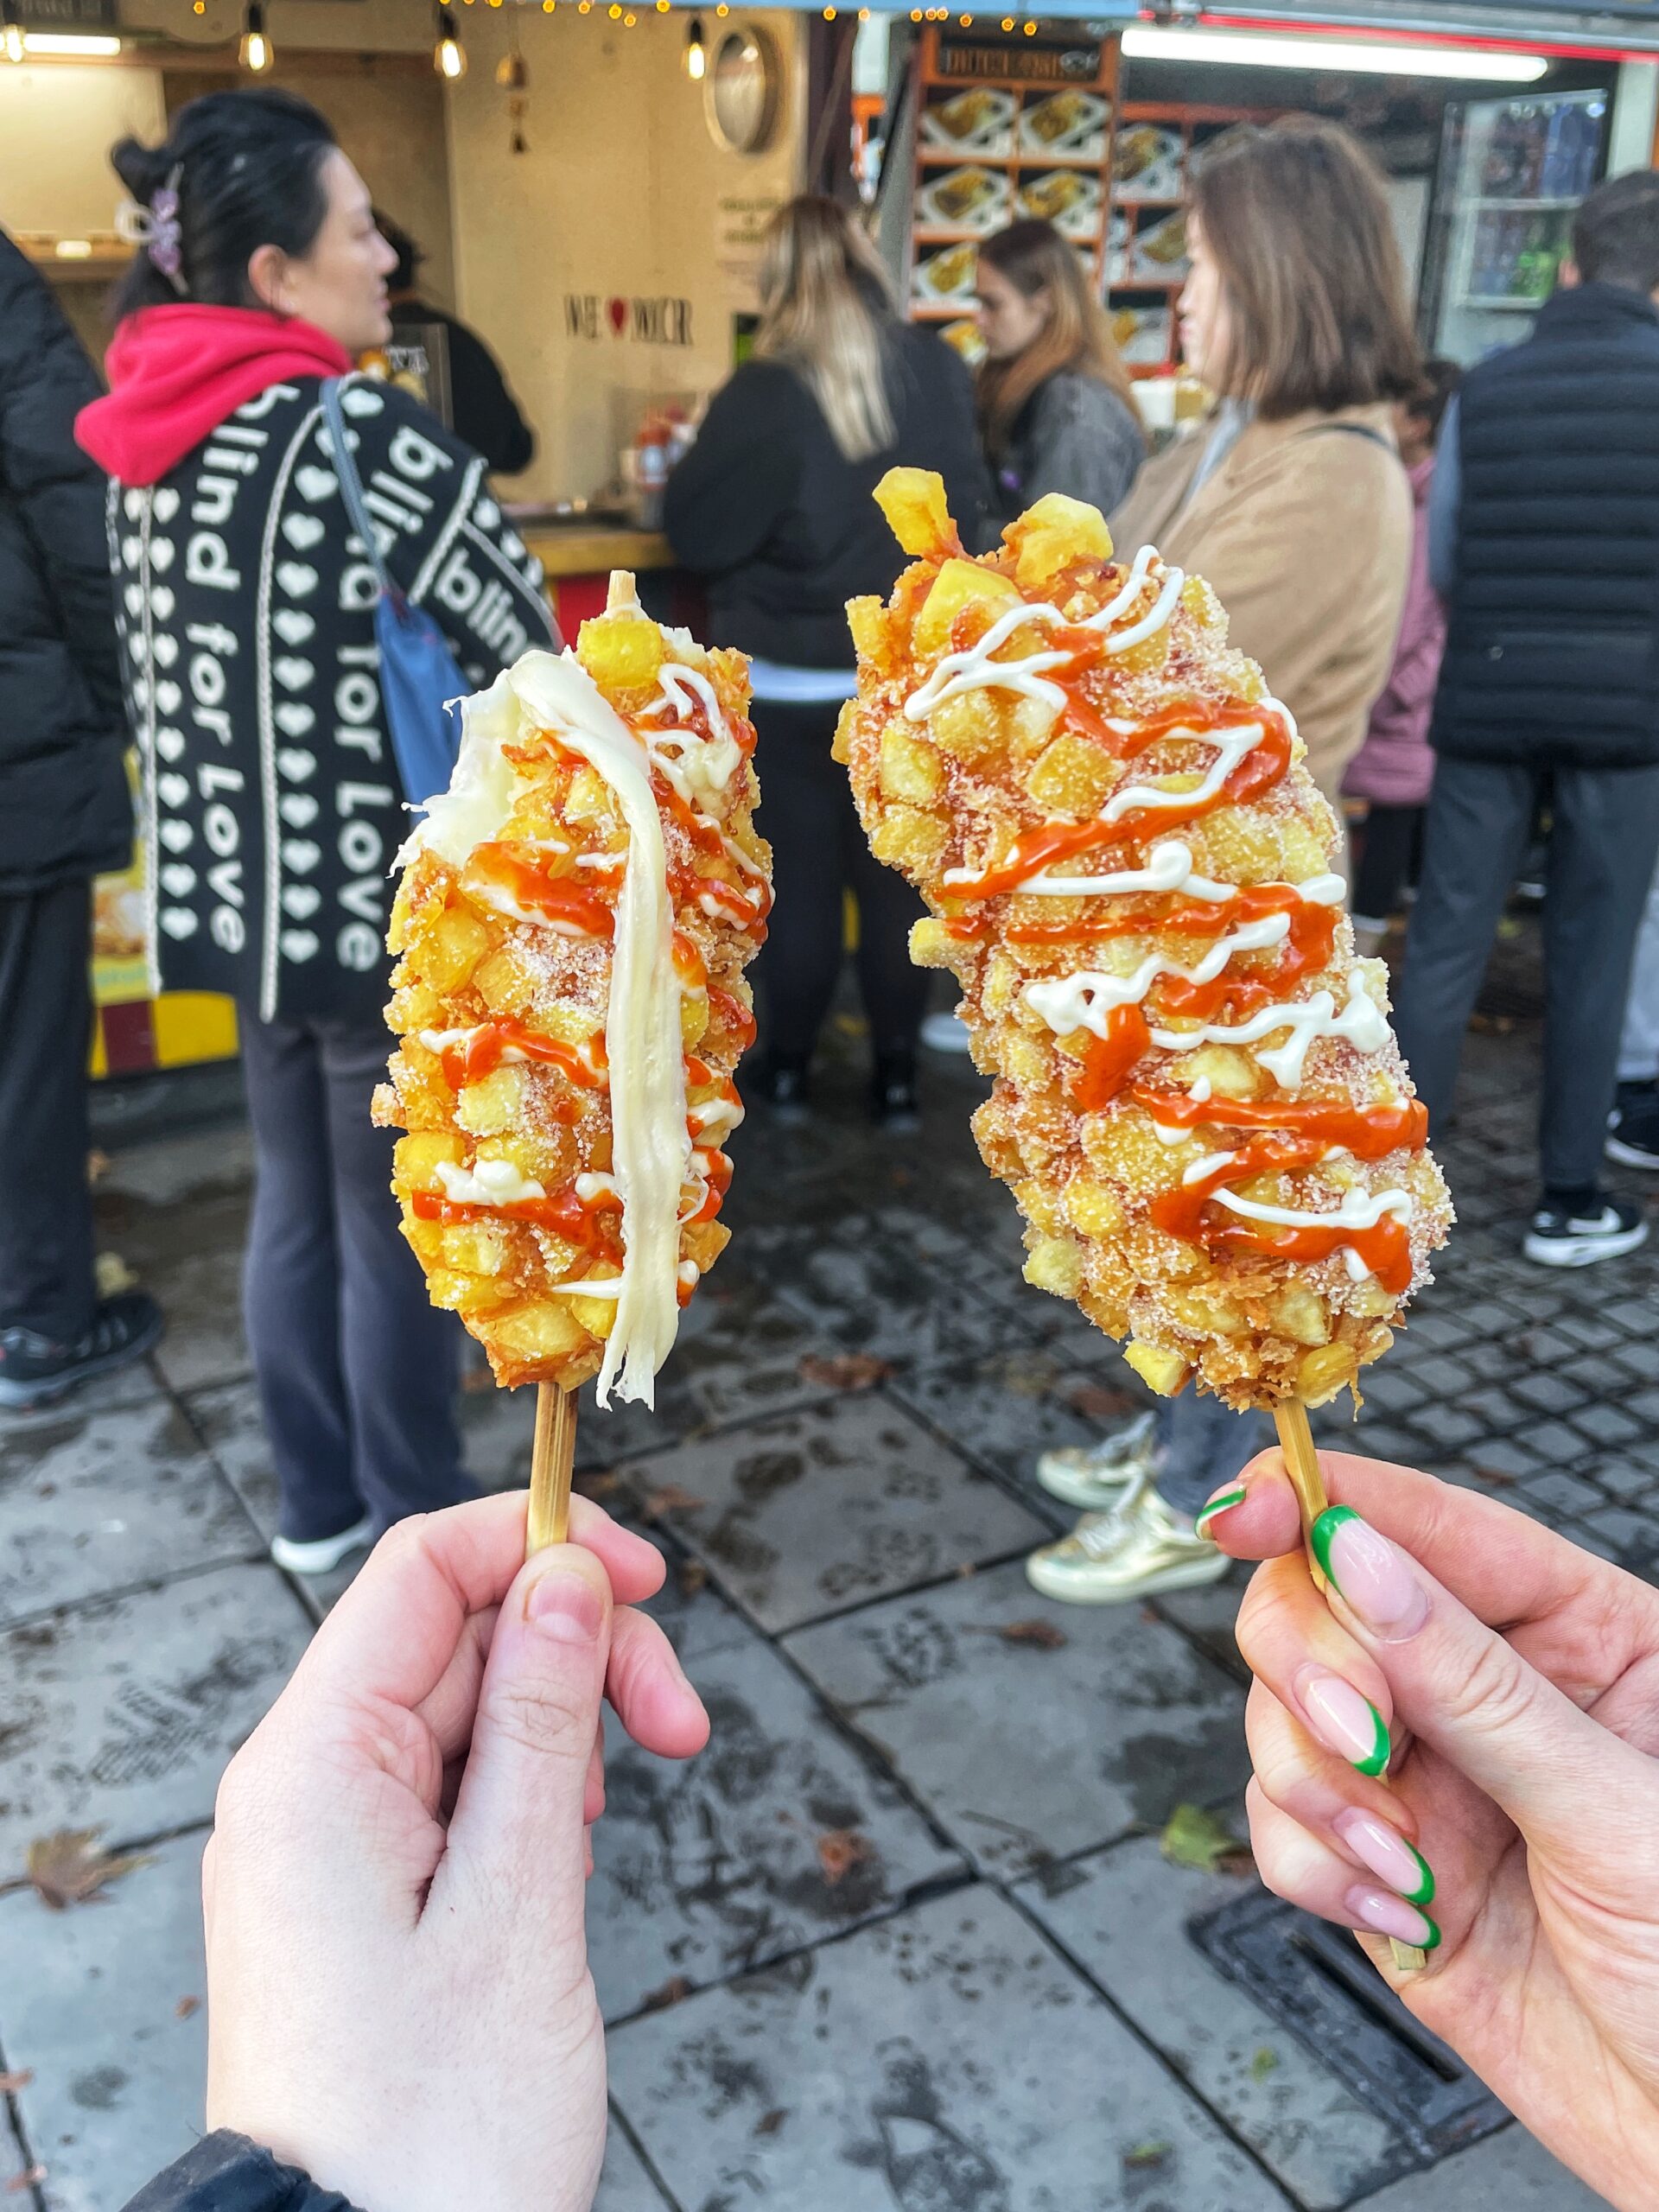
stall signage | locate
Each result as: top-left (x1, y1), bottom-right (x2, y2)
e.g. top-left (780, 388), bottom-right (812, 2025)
top-left (15, 0), bottom-right (115, 23)
top-left (563, 294), bottom-right (693, 346)
top-left (938, 36), bottom-right (1102, 79)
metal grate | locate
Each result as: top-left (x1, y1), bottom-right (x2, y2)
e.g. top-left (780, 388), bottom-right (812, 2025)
top-left (1190, 1889), bottom-right (1510, 2167)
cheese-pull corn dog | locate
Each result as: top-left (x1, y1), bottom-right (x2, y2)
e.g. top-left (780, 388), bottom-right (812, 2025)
top-left (836, 472), bottom-right (1451, 1409)
top-left (373, 576), bottom-right (771, 1402)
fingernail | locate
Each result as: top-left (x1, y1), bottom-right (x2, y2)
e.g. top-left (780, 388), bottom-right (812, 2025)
top-left (1334, 1808), bottom-right (1435, 1906)
top-left (1194, 1483), bottom-right (1248, 1535)
top-left (1311, 1507), bottom-right (1430, 1642)
top-left (524, 1567), bottom-right (603, 1643)
top-left (1296, 1665), bottom-right (1391, 1777)
top-left (1344, 1884), bottom-right (1440, 1952)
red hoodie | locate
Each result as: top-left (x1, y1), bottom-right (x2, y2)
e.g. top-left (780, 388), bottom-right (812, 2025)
top-left (76, 304), bottom-right (352, 487)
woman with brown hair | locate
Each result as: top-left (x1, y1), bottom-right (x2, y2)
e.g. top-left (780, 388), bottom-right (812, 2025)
top-left (666, 196), bottom-right (986, 1127)
top-left (976, 217), bottom-right (1144, 527)
top-left (1028, 118), bottom-right (1420, 1609)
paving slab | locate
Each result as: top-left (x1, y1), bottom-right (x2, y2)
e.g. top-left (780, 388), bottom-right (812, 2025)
top-left (615, 1394), bottom-right (1048, 1635)
top-left (744, 1211), bottom-right (1016, 1368)
top-left (594, 2122), bottom-right (672, 2210)
top-left (589, 1630), bottom-right (962, 2022)
top-left (0, 1399), bottom-right (257, 1628)
top-left (95, 1124), bottom-right (252, 1207)
top-left (785, 1559), bottom-right (1249, 1877)
top-left (607, 1884), bottom-right (1291, 2211)
top-left (1355, 2121), bottom-right (1611, 2209)
top-left (129, 1197), bottom-right (251, 1396)
top-left (0, 1358), bottom-right (167, 1438)
top-left (887, 1345), bottom-right (1130, 1517)
top-left (0, 1565), bottom-right (309, 1877)
top-left (1017, 1834), bottom-right (1402, 2209)
top-left (0, 1832), bottom-right (208, 2212)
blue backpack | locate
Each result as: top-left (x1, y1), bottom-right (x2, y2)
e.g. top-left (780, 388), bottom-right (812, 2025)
top-left (321, 377), bottom-right (466, 815)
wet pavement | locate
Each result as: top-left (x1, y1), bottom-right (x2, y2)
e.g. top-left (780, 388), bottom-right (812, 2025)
top-left (0, 917), bottom-right (1642, 2210)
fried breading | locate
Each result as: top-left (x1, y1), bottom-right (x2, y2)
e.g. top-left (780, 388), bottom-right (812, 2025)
top-left (838, 472), bottom-right (1452, 1408)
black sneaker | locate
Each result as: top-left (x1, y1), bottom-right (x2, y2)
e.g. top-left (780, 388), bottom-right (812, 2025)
top-left (1607, 1083), bottom-right (1659, 1170)
top-left (0, 1289), bottom-right (164, 1409)
top-left (872, 1055), bottom-right (921, 1134)
top-left (752, 1056), bottom-right (810, 1125)
top-left (1522, 1198), bottom-right (1649, 1268)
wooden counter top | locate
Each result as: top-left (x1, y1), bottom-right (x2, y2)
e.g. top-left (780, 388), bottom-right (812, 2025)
top-left (523, 524), bottom-right (674, 580)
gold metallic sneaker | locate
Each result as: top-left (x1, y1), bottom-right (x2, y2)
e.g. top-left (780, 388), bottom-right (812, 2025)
top-left (1024, 1479), bottom-right (1230, 1606)
top-left (1034, 1410), bottom-right (1161, 1511)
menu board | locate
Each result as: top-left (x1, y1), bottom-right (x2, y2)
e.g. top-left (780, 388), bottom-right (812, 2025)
top-left (907, 29), bottom-right (1120, 367)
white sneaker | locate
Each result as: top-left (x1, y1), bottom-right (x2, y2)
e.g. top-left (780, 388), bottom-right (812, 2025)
top-left (1034, 1411), bottom-right (1162, 1510)
top-left (920, 1012), bottom-right (974, 1056)
top-left (1025, 1478), bottom-right (1230, 1605)
top-left (271, 1515), bottom-right (375, 1575)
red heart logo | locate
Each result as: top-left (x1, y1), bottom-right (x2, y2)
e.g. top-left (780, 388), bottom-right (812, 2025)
top-left (607, 296), bottom-right (627, 336)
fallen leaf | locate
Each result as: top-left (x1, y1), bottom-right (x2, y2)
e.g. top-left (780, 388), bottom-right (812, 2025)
top-left (798, 1353), bottom-right (893, 1392)
top-left (1123, 2140), bottom-right (1171, 2171)
top-left (0, 2073), bottom-right (33, 2096)
top-left (677, 1560), bottom-right (708, 1598)
top-left (1067, 1382), bottom-right (1135, 1421)
top-left (1469, 1463), bottom-right (1517, 1488)
top-left (26, 1828), bottom-right (151, 1910)
top-left (93, 1251), bottom-right (138, 1298)
top-left (1249, 2045), bottom-right (1281, 2082)
top-left (6, 2165), bottom-right (46, 2194)
top-left (1000, 1617), bottom-right (1066, 1649)
top-left (1160, 1802), bottom-right (1252, 1877)
top-left (753, 2109), bottom-right (788, 2138)
top-left (641, 1975), bottom-right (690, 2013)
top-left (640, 1485), bottom-right (706, 1521)
top-left (175, 1995), bottom-right (200, 2019)
top-left (817, 1829), bottom-right (872, 1886)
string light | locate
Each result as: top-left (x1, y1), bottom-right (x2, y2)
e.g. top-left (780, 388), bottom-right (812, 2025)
top-left (1023, 17), bottom-right (1036, 29)
top-left (684, 10), bottom-right (705, 76)
top-left (434, 2), bottom-right (466, 75)
top-left (1001, 14), bottom-right (1013, 25)
top-left (238, 0), bottom-right (272, 69)
top-left (623, 10), bottom-right (635, 22)
top-left (823, 5), bottom-right (836, 17)
top-left (959, 12), bottom-right (970, 22)
top-left (1, 0), bottom-right (22, 60)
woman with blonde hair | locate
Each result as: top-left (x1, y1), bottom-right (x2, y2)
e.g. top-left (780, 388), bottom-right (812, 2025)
top-left (1028, 118), bottom-right (1421, 1609)
top-left (976, 217), bottom-right (1144, 524)
top-left (667, 195), bottom-right (986, 1127)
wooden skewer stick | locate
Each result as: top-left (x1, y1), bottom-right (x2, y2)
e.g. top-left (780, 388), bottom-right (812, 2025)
top-left (526, 1382), bottom-right (578, 1558)
top-left (1272, 1399), bottom-right (1427, 1976)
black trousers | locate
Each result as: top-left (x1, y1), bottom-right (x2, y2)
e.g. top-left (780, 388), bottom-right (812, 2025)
top-left (0, 880), bottom-right (97, 1341)
top-left (1350, 804), bottom-right (1424, 925)
top-left (239, 1012), bottom-right (468, 1542)
top-left (1394, 756), bottom-right (1659, 1197)
top-left (751, 698), bottom-right (929, 1065)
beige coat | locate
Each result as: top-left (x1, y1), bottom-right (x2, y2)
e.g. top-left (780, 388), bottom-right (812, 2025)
top-left (1110, 403), bottom-right (1413, 804)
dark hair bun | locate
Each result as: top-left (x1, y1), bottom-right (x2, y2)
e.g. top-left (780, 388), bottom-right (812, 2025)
top-left (111, 133), bottom-right (174, 206)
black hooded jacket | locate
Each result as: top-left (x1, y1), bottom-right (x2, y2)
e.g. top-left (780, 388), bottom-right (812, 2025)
top-left (0, 232), bottom-right (130, 893)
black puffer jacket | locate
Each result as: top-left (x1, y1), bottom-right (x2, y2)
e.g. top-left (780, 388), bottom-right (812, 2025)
top-left (0, 231), bottom-right (130, 893)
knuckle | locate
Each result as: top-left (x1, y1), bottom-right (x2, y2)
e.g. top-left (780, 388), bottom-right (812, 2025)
top-left (1438, 1625), bottom-right (1536, 1738)
top-left (487, 1675), bottom-right (592, 1761)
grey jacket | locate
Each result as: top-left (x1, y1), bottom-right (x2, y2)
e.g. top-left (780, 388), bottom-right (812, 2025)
top-left (987, 368), bottom-right (1145, 528)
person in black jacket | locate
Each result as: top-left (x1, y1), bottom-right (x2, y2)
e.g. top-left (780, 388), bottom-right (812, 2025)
top-left (1395, 171), bottom-right (1659, 1268)
top-left (377, 211), bottom-right (536, 478)
top-left (0, 230), bottom-right (163, 1408)
top-left (77, 92), bottom-right (556, 1569)
top-left (664, 196), bottom-right (988, 1128)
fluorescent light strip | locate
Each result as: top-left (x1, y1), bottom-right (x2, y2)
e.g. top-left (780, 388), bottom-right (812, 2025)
top-left (1120, 25), bottom-right (1547, 81)
top-left (22, 29), bottom-right (124, 51)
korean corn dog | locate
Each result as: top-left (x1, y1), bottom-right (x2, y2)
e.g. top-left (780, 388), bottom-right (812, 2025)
top-left (373, 575), bottom-right (771, 1402)
top-left (836, 471), bottom-right (1451, 1409)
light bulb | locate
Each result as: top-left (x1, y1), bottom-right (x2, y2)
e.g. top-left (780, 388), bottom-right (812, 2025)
top-left (434, 5), bottom-right (467, 75)
top-left (684, 11), bottom-right (705, 78)
top-left (238, 2), bottom-right (272, 71)
top-left (2, 0), bottom-right (25, 61)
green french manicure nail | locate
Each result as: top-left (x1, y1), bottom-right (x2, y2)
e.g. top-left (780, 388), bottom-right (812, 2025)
top-left (1195, 1484), bottom-right (1247, 1535)
top-left (1403, 1847), bottom-right (1436, 1910)
top-left (1418, 1910), bottom-right (1442, 1951)
top-left (1310, 1503), bottom-right (1362, 1597)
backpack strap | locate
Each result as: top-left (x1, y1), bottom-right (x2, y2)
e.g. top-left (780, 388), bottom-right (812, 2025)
top-left (320, 377), bottom-right (396, 603)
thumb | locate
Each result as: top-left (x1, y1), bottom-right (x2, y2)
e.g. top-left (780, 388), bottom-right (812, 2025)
top-left (442, 1544), bottom-right (613, 1920)
top-left (1311, 1505), bottom-right (1645, 1862)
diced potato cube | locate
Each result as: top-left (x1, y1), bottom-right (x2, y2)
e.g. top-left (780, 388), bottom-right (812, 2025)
top-left (1001, 1031), bottom-right (1049, 1091)
top-left (402, 1211), bottom-right (446, 1262)
top-left (1270, 1285), bottom-right (1330, 1345)
top-left (681, 1220), bottom-right (730, 1269)
top-left (420, 906), bottom-right (490, 993)
top-left (426, 1267), bottom-right (517, 1315)
top-left (537, 1000), bottom-right (604, 1047)
top-left (1346, 1279), bottom-right (1394, 1319)
top-left (870, 804), bottom-right (948, 876)
top-left (847, 596), bottom-right (890, 662)
top-left (1005, 492), bottom-right (1112, 593)
top-left (914, 557), bottom-right (1021, 657)
top-left (395, 1130), bottom-right (467, 1191)
top-left (388, 981), bottom-right (442, 1032)
top-left (473, 947), bottom-right (535, 1018)
top-left (563, 767), bottom-right (613, 827)
top-left (490, 1301), bottom-right (589, 1363)
top-left (874, 466), bottom-right (957, 559)
top-left (1016, 1175), bottom-right (1065, 1236)
top-left (575, 607), bottom-right (666, 696)
top-left (929, 691), bottom-right (1002, 766)
top-left (1025, 732), bottom-right (1116, 816)
top-left (1008, 694), bottom-right (1060, 760)
top-left (1124, 1340), bottom-right (1190, 1395)
top-left (1297, 1343), bottom-right (1357, 1406)
top-left (831, 700), bottom-right (859, 766)
top-left (1064, 1176), bottom-right (1125, 1238)
top-left (1169, 1287), bottom-right (1247, 1336)
top-left (1023, 1233), bottom-right (1083, 1298)
top-left (440, 1222), bottom-right (512, 1276)
top-left (879, 726), bottom-right (945, 805)
top-left (1168, 1044), bottom-right (1267, 1102)
top-left (478, 1130), bottom-right (574, 1185)
top-left (456, 1064), bottom-right (526, 1136)
top-left (681, 990), bottom-right (710, 1049)
top-left (567, 1292), bottom-right (618, 1339)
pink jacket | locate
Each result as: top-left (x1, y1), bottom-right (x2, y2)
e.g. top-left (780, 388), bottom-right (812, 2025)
top-left (1342, 455), bottom-right (1445, 808)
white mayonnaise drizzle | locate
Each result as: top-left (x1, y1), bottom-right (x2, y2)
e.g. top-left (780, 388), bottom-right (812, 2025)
top-left (434, 1156), bottom-right (546, 1206)
top-left (497, 647), bottom-right (690, 1408)
top-left (1103, 721), bottom-right (1266, 824)
top-left (1213, 1184), bottom-right (1414, 1234)
top-left (1023, 914), bottom-right (1292, 1037)
top-left (645, 662), bottom-right (744, 811)
top-left (690, 1092), bottom-right (745, 1141)
top-left (1147, 981), bottom-right (1390, 1090)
